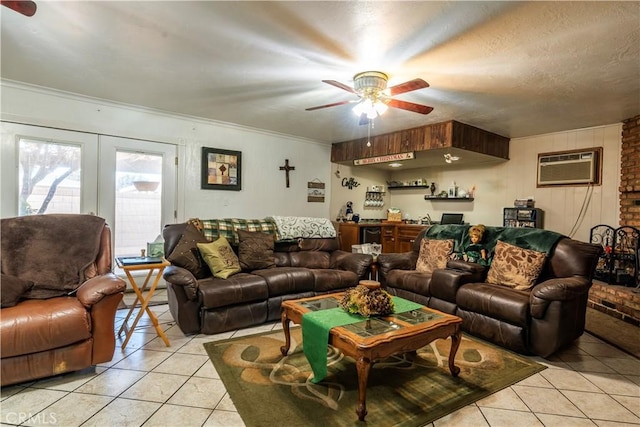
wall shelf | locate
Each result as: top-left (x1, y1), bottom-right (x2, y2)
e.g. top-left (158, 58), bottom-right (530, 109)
top-left (424, 196), bottom-right (474, 201)
top-left (388, 185), bottom-right (430, 190)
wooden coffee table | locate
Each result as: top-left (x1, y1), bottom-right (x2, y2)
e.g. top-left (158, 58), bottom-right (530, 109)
top-left (280, 293), bottom-right (462, 421)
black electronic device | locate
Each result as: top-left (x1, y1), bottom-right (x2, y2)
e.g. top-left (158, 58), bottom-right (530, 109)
top-left (440, 213), bottom-right (464, 225)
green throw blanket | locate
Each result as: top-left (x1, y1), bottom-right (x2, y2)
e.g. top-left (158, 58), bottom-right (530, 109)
top-left (302, 297), bottom-right (423, 383)
top-left (425, 224), bottom-right (564, 260)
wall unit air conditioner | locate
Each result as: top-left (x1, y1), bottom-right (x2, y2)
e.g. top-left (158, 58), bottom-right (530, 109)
top-left (537, 148), bottom-right (601, 186)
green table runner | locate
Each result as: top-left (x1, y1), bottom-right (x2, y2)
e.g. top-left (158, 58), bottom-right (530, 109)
top-left (301, 296), bottom-right (423, 383)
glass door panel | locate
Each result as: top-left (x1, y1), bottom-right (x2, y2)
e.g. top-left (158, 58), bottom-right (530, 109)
top-left (1, 122), bottom-right (98, 217)
top-left (98, 135), bottom-right (177, 259)
top-left (18, 139), bottom-right (82, 215)
top-left (115, 151), bottom-right (164, 256)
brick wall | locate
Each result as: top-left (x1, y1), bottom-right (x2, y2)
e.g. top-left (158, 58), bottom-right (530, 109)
top-left (588, 281), bottom-right (640, 326)
top-left (620, 114), bottom-right (640, 226)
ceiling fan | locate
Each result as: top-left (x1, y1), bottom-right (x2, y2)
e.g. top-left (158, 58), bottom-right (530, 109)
top-left (306, 71), bottom-right (433, 123)
top-left (1, 1), bottom-right (36, 16)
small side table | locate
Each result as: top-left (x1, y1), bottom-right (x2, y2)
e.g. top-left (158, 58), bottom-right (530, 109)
top-left (116, 257), bottom-right (171, 349)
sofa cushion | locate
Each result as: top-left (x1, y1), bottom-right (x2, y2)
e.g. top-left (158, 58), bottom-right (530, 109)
top-left (198, 273), bottom-right (268, 309)
top-left (457, 283), bottom-right (530, 327)
top-left (487, 240), bottom-right (546, 290)
top-left (1, 274), bottom-right (33, 308)
top-left (385, 269), bottom-right (432, 296)
top-left (310, 269), bottom-right (359, 293)
top-left (0, 298), bottom-right (91, 357)
top-left (237, 230), bottom-right (276, 271)
top-left (415, 239), bottom-right (454, 274)
top-left (166, 223), bottom-right (211, 279)
top-left (252, 267), bottom-right (315, 296)
top-left (289, 251), bottom-right (331, 269)
top-left (197, 237), bottom-right (241, 279)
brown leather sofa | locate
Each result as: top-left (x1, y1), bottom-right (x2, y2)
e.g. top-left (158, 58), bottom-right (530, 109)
top-left (377, 225), bottom-right (602, 357)
top-left (162, 221), bottom-right (373, 334)
top-left (1, 214), bottom-right (126, 386)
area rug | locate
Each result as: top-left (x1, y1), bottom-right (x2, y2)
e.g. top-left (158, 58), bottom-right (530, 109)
top-left (203, 328), bottom-right (546, 427)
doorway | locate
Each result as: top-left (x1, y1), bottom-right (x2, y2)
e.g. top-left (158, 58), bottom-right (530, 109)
top-left (1, 122), bottom-right (177, 259)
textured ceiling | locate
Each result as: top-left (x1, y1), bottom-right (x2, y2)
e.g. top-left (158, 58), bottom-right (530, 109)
top-left (1, 1), bottom-right (638, 144)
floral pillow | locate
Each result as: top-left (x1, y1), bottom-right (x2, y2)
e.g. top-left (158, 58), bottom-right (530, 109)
top-left (415, 239), bottom-right (454, 274)
top-left (486, 240), bottom-right (547, 290)
top-left (196, 237), bottom-right (241, 279)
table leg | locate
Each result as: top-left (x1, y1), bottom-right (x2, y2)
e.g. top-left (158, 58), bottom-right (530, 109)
top-left (144, 267), bottom-right (171, 347)
top-left (118, 269), bottom-right (146, 341)
top-left (356, 356), bottom-right (371, 421)
top-left (448, 329), bottom-right (461, 377)
top-left (280, 310), bottom-right (291, 356)
top-left (120, 267), bottom-right (171, 349)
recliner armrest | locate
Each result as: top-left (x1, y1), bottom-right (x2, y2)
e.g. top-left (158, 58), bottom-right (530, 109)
top-left (376, 252), bottom-right (417, 283)
top-left (76, 273), bottom-right (126, 308)
top-left (530, 276), bottom-right (591, 318)
top-left (445, 260), bottom-right (488, 280)
top-left (330, 251), bottom-right (373, 279)
top-left (162, 265), bottom-right (199, 301)
top-left (430, 267), bottom-right (480, 303)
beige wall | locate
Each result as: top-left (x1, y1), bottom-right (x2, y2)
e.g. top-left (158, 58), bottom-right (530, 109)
top-left (1, 81), bottom-right (333, 221)
top-left (330, 123), bottom-right (622, 243)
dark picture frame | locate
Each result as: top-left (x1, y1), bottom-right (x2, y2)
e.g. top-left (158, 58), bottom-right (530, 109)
top-left (201, 147), bottom-right (242, 191)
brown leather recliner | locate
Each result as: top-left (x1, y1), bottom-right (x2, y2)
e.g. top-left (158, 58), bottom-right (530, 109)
top-left (378, 225), bottom-right (602, 357)
top-left (1, 214), bottom-right (126, 386)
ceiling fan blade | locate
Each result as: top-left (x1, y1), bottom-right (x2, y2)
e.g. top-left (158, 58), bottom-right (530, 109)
top-left (305, 100), bottom-right (353, 111)
top-left (388, 78), bottom-right (429, 96)
top-left (322, 80), bottom-right (358, 94)
top-left (1, 1), bottom-right (37, 16)
top-left (387, 99), bottom-right (434, 115)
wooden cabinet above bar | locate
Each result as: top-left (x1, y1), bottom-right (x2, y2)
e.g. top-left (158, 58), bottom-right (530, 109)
top-left (331, 120), bottom-right (509, 163)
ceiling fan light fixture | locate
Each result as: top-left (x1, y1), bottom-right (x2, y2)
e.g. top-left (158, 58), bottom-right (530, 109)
top-left (352, 97), bottom-right (388, 119)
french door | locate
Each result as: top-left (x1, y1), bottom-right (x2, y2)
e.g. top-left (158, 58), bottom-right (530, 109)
top-left (98, 135), bottom-right (176, 257)
top-left (1, 122), bottom-right (177, 258)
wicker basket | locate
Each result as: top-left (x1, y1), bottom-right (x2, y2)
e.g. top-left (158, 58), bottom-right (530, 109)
top-left (387, 212), bottom-right (402, 222)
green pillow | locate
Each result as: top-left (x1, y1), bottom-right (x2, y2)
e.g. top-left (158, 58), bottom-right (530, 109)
top-left (196, 237), bottom-right (241, 279)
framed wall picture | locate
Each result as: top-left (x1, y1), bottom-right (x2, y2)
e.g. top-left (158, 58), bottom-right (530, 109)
top-left (201, 147), bottom-right (242, 191)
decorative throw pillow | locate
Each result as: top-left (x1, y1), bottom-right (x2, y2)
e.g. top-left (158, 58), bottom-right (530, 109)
top-left (237, 230), bottom-right (276, 271)
top-left (415, 239), bottom-right (454, 274)
top-left (1, 274), bottom-right (33, 308)
top-left (486, 240), bottom-right (547, 290)
top-left (167, 223), bottom-right (211, 279)
top-left (197, 237), bottom-right (241, 279)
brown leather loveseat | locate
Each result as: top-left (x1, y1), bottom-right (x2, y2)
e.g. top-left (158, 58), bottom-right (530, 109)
top-left (1, 214), bottom-right (126, 386)
top-left (377, 224), bottom-right (602, 357)
top-left (162, 218), bottom-right (373, 334)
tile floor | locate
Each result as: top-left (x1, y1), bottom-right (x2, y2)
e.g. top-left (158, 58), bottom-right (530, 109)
top-left (1, 289), bottom-right (639, 427)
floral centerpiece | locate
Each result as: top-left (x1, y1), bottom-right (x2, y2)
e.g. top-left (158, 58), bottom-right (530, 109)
top-left (339, 281), bottom-right (395, 317)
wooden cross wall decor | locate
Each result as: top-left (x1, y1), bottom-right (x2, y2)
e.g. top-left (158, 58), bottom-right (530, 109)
top-left (279, 159), bottom-right (295, 188)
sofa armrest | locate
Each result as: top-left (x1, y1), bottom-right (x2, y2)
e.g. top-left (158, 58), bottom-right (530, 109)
top-left (530, 277), bottom-right (591, 318)
top-left (430, 268), bottom-right (480, 303)
top-left (76, 273), bottom-right (126, 308)
top-left (446, 260), bottom-right (488, 279)
top-left (163, 265), bottom-right (199, 301)
top-left (330, 251), bottom-right (373, 279)
top-left (376, 252), bottom-right (417, 283)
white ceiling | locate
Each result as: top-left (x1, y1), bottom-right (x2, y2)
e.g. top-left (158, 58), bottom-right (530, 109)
top-left (1, 1), bottom-right (638, 144)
